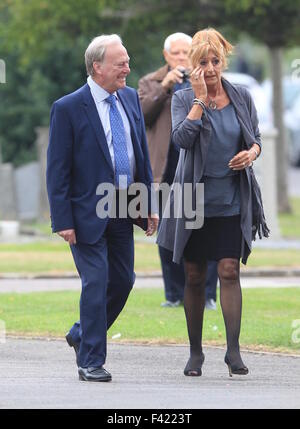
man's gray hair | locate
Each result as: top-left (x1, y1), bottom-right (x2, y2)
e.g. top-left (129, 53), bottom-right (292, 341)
top-left (85, 34), bottom-right (122, 76)
top-left (164, 32), bottom-right (192, 52)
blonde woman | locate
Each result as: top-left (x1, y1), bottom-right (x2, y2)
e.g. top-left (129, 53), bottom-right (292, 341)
top-left (157, 28), bottom-right (268, 377)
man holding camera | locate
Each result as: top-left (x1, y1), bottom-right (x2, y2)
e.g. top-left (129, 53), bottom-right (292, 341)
top-left (138, 33), bottom-right (192, 307)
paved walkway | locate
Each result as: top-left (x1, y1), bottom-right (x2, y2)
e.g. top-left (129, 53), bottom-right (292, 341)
top-left (0, 338), bottom-right (299, 409)
top-left (0, 169), bottom-right (299, 409)
top-left (0, 275), bottom-right (299, 294)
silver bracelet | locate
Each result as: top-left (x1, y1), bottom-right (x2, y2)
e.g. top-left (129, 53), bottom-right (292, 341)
top-left (193, 98), bottom-right (206, 110)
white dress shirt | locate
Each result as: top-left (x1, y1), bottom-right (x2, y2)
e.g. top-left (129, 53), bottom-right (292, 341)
top-left (87, 76), bottom-right (136, 186)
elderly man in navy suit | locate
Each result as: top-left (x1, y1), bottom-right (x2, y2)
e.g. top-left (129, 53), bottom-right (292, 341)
top-left (47, 34), bottom-right (158, 382)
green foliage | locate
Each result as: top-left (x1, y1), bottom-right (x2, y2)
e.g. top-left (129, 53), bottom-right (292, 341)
top-left (1, 0), bottom-right (300, 164)
top-left (0, 238), bottom-right (300, 273)
top-left (279, 198), bottom-right (300, 238)
top-left (224, 0), bottom-right (300, 47)
top-left (0, 43), bottom-right (87, 165)
top-left (0, 0), bottom-right (115, 165)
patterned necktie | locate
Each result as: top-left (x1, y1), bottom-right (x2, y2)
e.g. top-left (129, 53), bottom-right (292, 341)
top-left (106, 94), bottom-right (132, 187)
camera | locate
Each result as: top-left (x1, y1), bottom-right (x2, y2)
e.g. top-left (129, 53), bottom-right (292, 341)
top-left (181, 69), bottom-right (190, 82)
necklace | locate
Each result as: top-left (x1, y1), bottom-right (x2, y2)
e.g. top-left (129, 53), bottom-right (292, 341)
top-left (208, 98), bottom-right (217, 109)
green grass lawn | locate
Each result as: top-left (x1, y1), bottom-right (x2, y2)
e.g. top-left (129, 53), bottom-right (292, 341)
top-left (0, 241), bottom-right (161, 274)
top-left (0, 241), bottom-right (300, 274)
top-left (1, 287), bottom-right (299, 354)
top-left (279, 197), bottom-right (300, 238)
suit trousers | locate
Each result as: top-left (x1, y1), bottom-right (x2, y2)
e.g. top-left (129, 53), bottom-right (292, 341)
top-left (69, 217), bottom-right (135, 368)
top-left (158, 190), bottom-right (185, 302)
top-left (158, 245), bottom-right (185, 302)
top-left (205, 260), bottom-right (218, 301)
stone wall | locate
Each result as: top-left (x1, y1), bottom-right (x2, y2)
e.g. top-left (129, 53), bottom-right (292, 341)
top-left (14, 161), bottom-right (40, 221)
top-left (254, 126), bottom-right (280, 239)
top-left (0, 163), bottom-right (17, 220)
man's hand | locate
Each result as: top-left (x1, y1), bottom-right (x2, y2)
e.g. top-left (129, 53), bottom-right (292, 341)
top-left (145, 214), bottom-right (159, 236)
top-left (161, 65), bottom-right (188, 90)
top-left (58, 229), bottom-right (77, 245)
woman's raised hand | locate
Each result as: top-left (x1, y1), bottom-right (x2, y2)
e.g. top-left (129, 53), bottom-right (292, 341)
top-left (190, 67), bottom-right (207, 101)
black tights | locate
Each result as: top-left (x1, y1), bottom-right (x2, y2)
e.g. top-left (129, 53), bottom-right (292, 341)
top-left (183, 258), bottom-right (245, 371)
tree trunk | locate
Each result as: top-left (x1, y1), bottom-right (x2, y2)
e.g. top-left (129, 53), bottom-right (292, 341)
top-left (269, 46), bottom-right (291, 213)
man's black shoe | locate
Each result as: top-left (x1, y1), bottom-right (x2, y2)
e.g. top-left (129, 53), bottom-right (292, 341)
top-left (78, 366), bottom-right (112, 382)
top-left (65, 332), bottom-right (80, 367)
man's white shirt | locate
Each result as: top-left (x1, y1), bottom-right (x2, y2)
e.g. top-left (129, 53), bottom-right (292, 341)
top-left (87, 76), bottom-right (136, 184)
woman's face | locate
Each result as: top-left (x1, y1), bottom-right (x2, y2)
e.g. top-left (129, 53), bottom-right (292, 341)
top-left (197, 50), bottom-right (223, 86)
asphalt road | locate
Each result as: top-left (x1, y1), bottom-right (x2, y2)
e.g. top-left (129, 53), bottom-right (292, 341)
top-left (0, 338), bottom-right (299, 409)
top-left (0, 167), bottom-right (299, 410)
top-left (0, 275), bottom-right (300, 294)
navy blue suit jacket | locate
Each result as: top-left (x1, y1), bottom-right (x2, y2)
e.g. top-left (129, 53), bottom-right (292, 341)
top-left (47, 83), bottom-right (154, 244)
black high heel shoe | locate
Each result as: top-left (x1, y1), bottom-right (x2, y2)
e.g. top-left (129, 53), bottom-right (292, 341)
top-left (224, 353), bottom-right (249, 377)
top-left (184, 352), bottom-right (205, 377)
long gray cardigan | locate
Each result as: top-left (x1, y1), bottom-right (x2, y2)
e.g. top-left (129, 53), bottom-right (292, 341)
top-left (156, 77), bottom-right (263, 265)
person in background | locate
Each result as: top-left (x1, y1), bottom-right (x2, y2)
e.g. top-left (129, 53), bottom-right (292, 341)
top-left (205, 260), bottom-right (218, 310)
top-left (138, 32), bottom-right (218, 309)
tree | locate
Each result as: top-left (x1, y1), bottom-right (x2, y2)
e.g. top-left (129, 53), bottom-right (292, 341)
top-left (133, 0), bottom-right (300, 212)
top-left (0, 0), bottom-right (107, 165)
top-left (123, 0), bottom-right (300, 212)
top-left (111, 0), bottom-right (300, 213)
top-left (223, 0), bottom-right (300, 212)
top-left (0, 0), bottom-right (209, 164)
top-left (1, 0), bottom-right (300, 209)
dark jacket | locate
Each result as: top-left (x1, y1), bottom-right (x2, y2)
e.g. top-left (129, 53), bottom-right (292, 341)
top-left (157, 77), bottom-right (267, 265)
top-left (47, 83), bottom-right (154, 242)
top-left (138, 65), bottom-right (175, 183)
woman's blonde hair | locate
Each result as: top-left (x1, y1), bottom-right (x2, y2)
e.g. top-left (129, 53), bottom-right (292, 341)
top-left (189, 28), bottom-right (234, 69)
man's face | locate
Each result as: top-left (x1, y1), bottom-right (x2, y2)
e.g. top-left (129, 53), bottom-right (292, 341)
top-left (94, 42), bottom-right (130, 93)
top-left (163, 39), bottom-right (191, 70)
